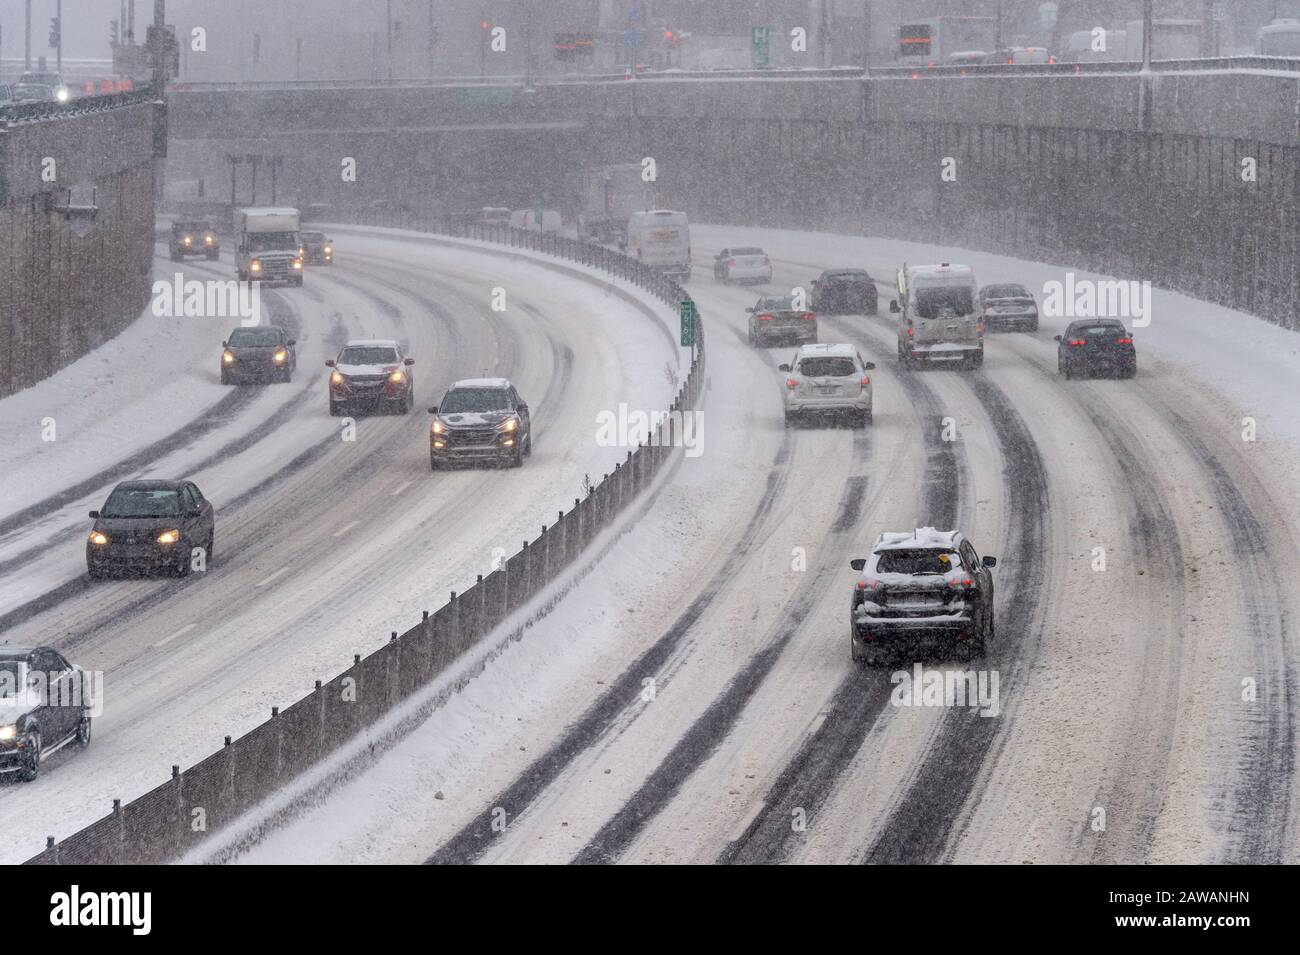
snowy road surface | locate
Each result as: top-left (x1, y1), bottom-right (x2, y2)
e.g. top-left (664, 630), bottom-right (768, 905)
top-left (193, 225), bottom-right (1299, 866)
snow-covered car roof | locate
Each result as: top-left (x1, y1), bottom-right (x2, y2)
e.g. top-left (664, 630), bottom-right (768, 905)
top-left (873, 527), bottom-right (962, 550)
top-left (795, 343), bottom-right (857, 359)
top-left (449, 377), bottom-right (512, 389)
top-left (342, 339), bottom-right (401, 349)
top-left (907, 263), bottom-right (974, 279)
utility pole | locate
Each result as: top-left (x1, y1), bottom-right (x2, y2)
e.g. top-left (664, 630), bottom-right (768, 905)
top-left (386, 0), bottom-right (393, 83)
top-left (150, 0), bottom-right (165, 93)
top-left (994, 0), bottom-right (1003, 53)
top-left (24, 0), bottom-right (31, 69)
top-left (1141, 0), bottom-right (1153, 70)
top-left (428, 0), bottom-right (435, 79)
top-left (863, 0), bottom-right (871, 74)
top-left (56, 0), bottom-right (62, 72)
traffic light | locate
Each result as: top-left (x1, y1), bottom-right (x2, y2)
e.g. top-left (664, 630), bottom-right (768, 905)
top-left (49, 17), bottom-right (61, 49)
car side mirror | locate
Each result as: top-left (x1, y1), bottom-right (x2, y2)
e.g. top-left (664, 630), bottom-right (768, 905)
top-left (863, 362), bottom-right (876, 371)
top-left (1052, 335), bottom-right (1062, 342)
top-left (889, 300), bottom-right (899, 313)
top-left (983, 555), bottom-right (997, 568)
top-left (324, 359), bottom-right (335, 367)
top-left (287, 339), bottom-right (296, 346)
top-left (221, 340), bottom-right (228, 347)
top-left (777, 363), bottom-right (791, 372)
top-left (427, 406), bottom-right (439, 415)
top-left (88, 510), bottom-right (99, 519)
top-left (404, 357), bottom-right (415, 366)
top-left (518, 403), bottom-right (528, 413)
top-left (849, 558), bottom-right (866, 571)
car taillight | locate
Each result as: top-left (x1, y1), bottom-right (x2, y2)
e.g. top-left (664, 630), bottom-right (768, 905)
top-left (725, 258), bottom-right (735, 267)
top-left (1115, 337), bottom-right (1133, 344)
top-left (786, 378), bottom-right (798, 390)
top-left (757, 313), bottom-right (773, 322)
top-left (860, 376), bottom-right (871, 386)
top-left (801, 312), bottom-right (815, 321)
top-left (1069, 339), bottom-right (1087, 346)
top-left (977, 322), bottom-right (985, 335)
top-left (948, 577), bottom-right (974, 588)
top-left (907, 321), bottom-right (914, 339)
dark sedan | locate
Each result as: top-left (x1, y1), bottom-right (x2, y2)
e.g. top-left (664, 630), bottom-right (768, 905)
top-left (811, 269), bottom-right (878, 315)
top-left (1055, 319), bottom-right (1136, 379)
top-left (747, 294), bottom-right (818, 347)
top-left (87, 480), bottom-right (216, 579)
top-left (0, 647), bottom-right (93, 782)
top-left (221, 325), bottom-right (297, 384)
top-left (298, 230), bottom-right (333, 266)
top-left (979, 283), bottom-right (1039, 331)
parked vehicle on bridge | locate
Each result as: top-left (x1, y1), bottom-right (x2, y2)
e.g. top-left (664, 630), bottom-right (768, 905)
top-left (87, 480), bottom-right (216, 580)
top-left (169, 219), bottom-right (219, 261)
top-left (221, 325), bottom-right (296, 384)
top-left (626, 210), bottom-right (691, 281)
top-left (428, 379), bottom-right (532, 469)
top-left (811, 269), bottom-right (878, 314)
top-left (235, 207), bottom-right (304, 285)
top-left (979, 283), bottom-right (1038, 331)
top-left (713, 247), bottom-right (772, 284)
top-left (579, 163), bottom-right (652, 243)
top-left (1055, 319), bottom-right (1137, 379)
top-left (298, 230), bottom-right (333, 265)
top-left (747, 293), bottom-right (817, 347)
top-left (778, 343), bottom-right (875, 427)
top-left (849, 527), bottom-right (996, 665)
top-left (0, 647), bottom-right (93, 782)
top-left (326, 340), bottom-right (415, 416)
top-left (893, 263), bottom-right (984, 369)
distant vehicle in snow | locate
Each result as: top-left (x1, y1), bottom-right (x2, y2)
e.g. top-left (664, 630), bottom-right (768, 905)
top-left (87, 480), bottom-right (216, 580)
top-left (428, 378), bottom-right (532, 470)
top-left (169, 219), bottom-right (219, 261)
top-left (326, 340), bottom-right (415, 416)
top-left (979, 283), bottom-right (1038, 332)
top-left (849, 527), bottom-right (996, 665)
top-left (12, 82), bottom-right (58, 103)
top-left (748, 293), bottom-right (816, 347)
top-left (945, 50), bottom-right (990, 65)
top-left (298, 230), bottom-right (333, 265)
top-left (221, 325), bottom-right (297, 384)
top-left (16, 70), bottom-right (69, 102)
top-left (234, 207), bottom-right (303, 285)
top-left (0, 646), bottom-right (93, 782)
top-left (579, 163), bottom-right (652, 243)
top-left (509, 208), bottom-right (562, 233)
top-left (1054, 319), bottom-right (1136, 379)
top-left (1258, 18), bottom-right (1300, 56)
top-left (899, 16), bottom-right (995, 65)
top-left (1122, 18), bottom-right (1205, 60)
top-left (778, 343), bottom-right (875, 427)
top-left (626, 209), bottom-right (691, 281)
top-left (713, 247), bottom-right (772, 284)
top-left (811, 269), bottom-right (878, 314)
top-left (477, 207), bottom-right (512, 227)
top-left (983, 46), bottom-right (1055, 65)
top-left (892, 263), bottom-right (984, 369)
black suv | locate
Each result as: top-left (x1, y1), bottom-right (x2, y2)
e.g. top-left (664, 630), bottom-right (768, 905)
top-left (221, 325), bottom-right (297, 384)
top-left (1055, 319), bottom-right (1136, 379)
top-left (429, 378), bottom-right (532, 469)
top-left (849, 528), bottom-right (995, 664)
top-left (811, 269), bottom-right (878, 315)
top-left (170, 219), bottom-right (219, 261)
top-left (0, 646), bottom-right (93, 782)
top-left (87, 480), bottom-right (216, 579)
top-left (298, 230), bottom-right (334, 265)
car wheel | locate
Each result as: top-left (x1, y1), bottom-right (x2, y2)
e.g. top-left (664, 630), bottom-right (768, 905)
top-left (957, 630), bottom-right (985, 661)
top-left (18, 731), bottom-right (40, 782)
top-left (430, 453), bottom-right (441, 471)
top-left (221, 368), bottom-right (232, 385)
top-left (850, 630), bottom-right (866, 665)
top-left (329, 399), bottom-right (342, 417)
top-left (510, 446), bottom-right (524, 468)
top-left (292, 276), bottom-right (304, 287)
top-left (1124, 364), bottom-right (1137, 379)
top-left (1063, 363), bottom-right (1073, 380)
top-left (784, 410), bottom-right (796, 428)
top-left (205, 531), bottom-right (215, 566)
top-left (523, 432), bottom-right (533, 457)
top-left (969, 349), bottom-right (984, 369)
top-left (279, 367), bottom-right (291, 383)
top-left (175, 543), bottom-right (192, 578)
top-left (206, 251), bottom-right (219, 261)
top-left (76, 714), bottom-right (92, 749)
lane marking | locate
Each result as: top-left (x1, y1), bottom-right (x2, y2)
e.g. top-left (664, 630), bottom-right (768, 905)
top-left (156, 622), bottom-right (197, 647)
top-left (256, 567), bottom-right (290, 588)
top-left (332, 520), bottom-right (360, 538)
top-left (390, 480), bottom-right (413, 497)
top-left (728, 800), bottom-right (768, 844)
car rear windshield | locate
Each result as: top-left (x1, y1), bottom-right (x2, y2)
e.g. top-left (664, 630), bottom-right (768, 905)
top-left (102, 488), bottom-right (181, 518)
top-left (339, 347), bottom-right (398, 365)
top-left (799, 357), bottom-right (856, 378)
top-left (759, 296), bottom-right (797, 311)
top-left (1076, 324), bottom-right (1126, 337)
top-left (875, 548), bottom-right (963, 575)
top-left (915, 286), bottom-right (975, 318)
top-left (440, 388), bottom-right (512, 413)
top-left (983, 285), bottom-right (1029, 299)
top-left (0, 662), bottom-right (20, 700)
top-left (229, 328), bottom-right (284, 346)
top-left (731, 247), bottom-right (764, 256)
top-left (826, 272), bottom-right (868, 282)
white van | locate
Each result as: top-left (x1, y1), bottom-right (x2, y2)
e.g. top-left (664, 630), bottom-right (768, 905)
top-left (892, 263), bottom-right (983, 369)
top-left (626, 210), bottom-right (691, 280)
top-left (509, 208), bottom-right (562, 234)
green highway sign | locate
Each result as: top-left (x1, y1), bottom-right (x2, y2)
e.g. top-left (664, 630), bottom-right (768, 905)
top-left (680, 298), bottom-right (696, 347)
top-left (751, 26), bottom-right (770, 66)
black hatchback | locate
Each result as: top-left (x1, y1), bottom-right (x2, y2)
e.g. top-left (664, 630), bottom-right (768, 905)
top-left (1055, 319), bottom-right (1136, 379)
top-left (87, 480), bottom-right (216, 579)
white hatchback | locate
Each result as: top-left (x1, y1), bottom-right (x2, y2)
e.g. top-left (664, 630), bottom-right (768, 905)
top-left (778, 343), bottom-right (876, 427)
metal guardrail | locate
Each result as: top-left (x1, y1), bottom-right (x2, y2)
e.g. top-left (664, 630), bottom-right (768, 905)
top-left (23, 218), bottom-right (704, 866)
top-left (0, 85), bottom-right (157, 126)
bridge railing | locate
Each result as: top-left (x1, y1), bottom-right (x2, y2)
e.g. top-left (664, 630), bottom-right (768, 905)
top-left (0, 85), bottom-right (158, 126)
top-left (23, 214), bottom-right (704, 866)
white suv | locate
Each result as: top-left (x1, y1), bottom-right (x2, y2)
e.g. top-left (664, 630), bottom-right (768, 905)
top-left (778, 343), bottom-right (876, 427)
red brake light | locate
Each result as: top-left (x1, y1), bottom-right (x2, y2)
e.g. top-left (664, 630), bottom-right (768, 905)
top-left (1116, 337), bottom-right (1133, 344)
top-left (948, 577), bottom-right (974, 588)
top-left (785, 378), bottom-right (798, 389)
top-left (907, 324), bottom-right (914, 339)
top-left (977, 322), bottom-right (985, 335)
top-left (757, 313), bottom-right (773, 321)
top-left (860, 376), bottom-right (871, 386)
top-left (801, 312), bottom-right (815, 321)
top-left (1069, 339), bottom-right (1087, 346)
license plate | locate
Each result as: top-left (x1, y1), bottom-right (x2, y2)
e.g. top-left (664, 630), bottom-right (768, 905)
top-left (815, 385), bottom-right (838, 394)
top-left (893, 595), bottom-right (931, 606)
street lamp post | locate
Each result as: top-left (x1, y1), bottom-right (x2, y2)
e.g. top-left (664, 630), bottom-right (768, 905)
top-left (268, 157), bottom-right (283, 204)
top-left (226, 154), bottom-right (243, 206)
top-left (246, 153), bottom-right (260, 205)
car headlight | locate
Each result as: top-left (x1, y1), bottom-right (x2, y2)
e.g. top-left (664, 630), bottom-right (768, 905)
top-left (55, 87), bottom-right (69, 103)
top-left (250, 260), bottom-right (262, 272)
top-left (0, 725), bottom-right (16, 741)
top-left (157, 529), bottom-right (181, 544)
top-left (205, 235), bottom-right (214, 245)
top-left (298, 247), bottom-right (305, 256)
top-left (324, 245), bottom-right (332, 254)
top-left (223, 350), bottom-right (235, 364)
top-left (431, 419), bottom-right (445, 434)
top-left (273, 349), bottom-right (288, 363)
top-left (389, 370), bottom-right (405, 383)
top-left (184, 235), bottom-right (192, 245)
top-left (497, 416), bottom-right (519, 432)
top-left (293, 259), bottom-right (303, 270)
top-left (88, 531), bottom-right (108, 546)
top-left (331, 371), bottom-right (345, 386)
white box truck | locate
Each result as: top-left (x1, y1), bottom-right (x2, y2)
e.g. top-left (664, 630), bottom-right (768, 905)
top-left (235, 207), bottom-right (303, 285)
top-left (579, 163), bottom-right (653, 243)
top-left (626, 210), bottom-right (691, 281)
